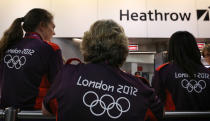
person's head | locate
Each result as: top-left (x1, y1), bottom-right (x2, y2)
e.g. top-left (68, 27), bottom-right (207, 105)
top-left (202, 44), bottom-right (210, 65)
top-left (0, 8), bottom-right (54, 58)
top-left (168, 31), bottom-right (202, 76)
top-left (81, 19), bottom-right (128, 68)
top-left (23, 8), bottom-right (55, 41)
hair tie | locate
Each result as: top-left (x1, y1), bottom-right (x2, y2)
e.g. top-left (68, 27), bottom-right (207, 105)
top-left (19, 17), bottom-right (25, 22)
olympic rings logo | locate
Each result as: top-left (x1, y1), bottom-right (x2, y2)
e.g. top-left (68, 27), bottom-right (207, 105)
top-left (83, 91), bottom-right (130, 119)
top-left (181, 79), bottom-right (206, 93)
top-left (4, 54), bottom-right (26, 69)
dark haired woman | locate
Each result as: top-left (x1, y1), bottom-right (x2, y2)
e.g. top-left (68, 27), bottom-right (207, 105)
top-left (0, 8), bottom-right (63, 110)
top-left (42, 19), bottom-right (163, 121)
top-left (152, 31), bottom-right (210, 111)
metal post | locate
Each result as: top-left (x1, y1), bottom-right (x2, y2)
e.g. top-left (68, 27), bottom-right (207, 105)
top-left (4, 107), bottom-right (17, 121)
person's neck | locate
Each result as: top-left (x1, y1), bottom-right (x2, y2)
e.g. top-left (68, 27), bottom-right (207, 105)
top-left (35, 30), bottom-right (44, 40)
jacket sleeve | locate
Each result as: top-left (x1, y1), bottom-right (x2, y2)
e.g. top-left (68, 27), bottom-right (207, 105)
top-left (47, 45), bottom-right (63, 84)
top-left (43, 64), bottom-right (78, 114)
top-left (144, 88), bottom-right (164, 121)
top-left (152, 70), bottom-right (167, 104)
top-left (43, 67), bottom-right (63, 115)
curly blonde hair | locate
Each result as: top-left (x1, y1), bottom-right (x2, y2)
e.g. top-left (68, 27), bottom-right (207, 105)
top-left (81, 19), bottom-right (128, 68)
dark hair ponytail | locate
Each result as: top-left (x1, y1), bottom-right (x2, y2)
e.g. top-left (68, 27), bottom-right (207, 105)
top-left (0, 17), bottom-right (24, 59)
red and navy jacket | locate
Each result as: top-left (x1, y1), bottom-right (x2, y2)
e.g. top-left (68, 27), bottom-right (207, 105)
top-left (152, 62), bottom-right (210, 111)
top-left (0, 32), bottom-right (63, 110)
top-left (43, 60), bottom-right (163, 121)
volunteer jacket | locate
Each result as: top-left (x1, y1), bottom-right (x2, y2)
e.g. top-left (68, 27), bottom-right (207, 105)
top-left (0, 32), bottom-right (63, 110)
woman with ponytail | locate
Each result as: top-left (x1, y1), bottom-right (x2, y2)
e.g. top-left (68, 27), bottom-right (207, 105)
top-left (0, 8), bottom-right (63, 110)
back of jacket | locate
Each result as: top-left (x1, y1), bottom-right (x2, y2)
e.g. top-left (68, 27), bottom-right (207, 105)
top-left (0, 32), bottom-right (63, 110)
top-left (152, 62), bottom-right (210, 110)
top-left (43, 62), bottom-right (163, 121)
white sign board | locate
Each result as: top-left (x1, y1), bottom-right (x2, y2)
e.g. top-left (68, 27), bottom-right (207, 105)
top-left (0, 0), bottom-right (210, 38)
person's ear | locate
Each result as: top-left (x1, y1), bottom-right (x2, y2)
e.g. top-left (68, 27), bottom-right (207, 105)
top-left (38, 22), bottom-right (46, 32)
top-left (40, 21), bottom-right (46, 27)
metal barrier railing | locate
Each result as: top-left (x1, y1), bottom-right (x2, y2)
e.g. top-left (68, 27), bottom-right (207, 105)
top-left (0, 107), bottom-right (210, 121)
top-left (0, 107), bottom-right (56, 121)
top-left (164, 111), bottom-right (210, 118)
